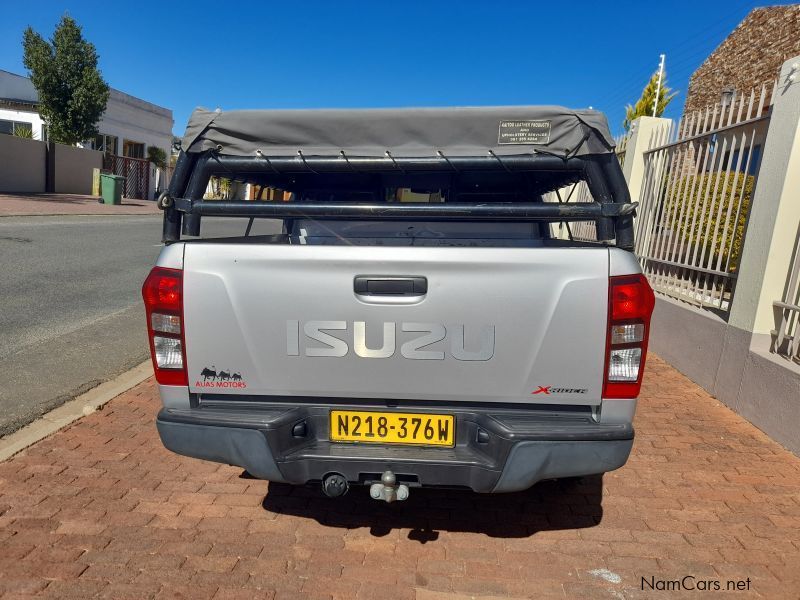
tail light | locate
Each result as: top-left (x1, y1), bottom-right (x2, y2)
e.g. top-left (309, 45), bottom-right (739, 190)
top-left (142, 267), bottom-right (187, 385)
top-left (603, 274), bottom-right (655, 399)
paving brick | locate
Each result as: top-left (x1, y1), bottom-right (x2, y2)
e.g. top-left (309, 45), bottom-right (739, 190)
top-left (134, 501), bottom-right (183, 517)
top-left (39, 579), bottom-right (108, 598)
top-left (207, 543), bottom-right (264, 559)
top-left (189, 569), bottom-right (250, 589)
top-left (130, 568), bottom-right (194, 588)
top-left (97, 582), bottom-right (162, 599)
top-left (357, 584), bottom-right (415, 600)
top-left (155, 585), bottom-right (218, 600)
top-left (21, 547), bottom-right (85, 564)
top-left (232, 556), bottom-right (288, 578)
top-left (196, 482), bottom-right (249, 495)
top-left (148, 515), bottom-right (203, 530)
top-left (183, 555), bottom-right (239, 574)
top-left (127, 553), bottom-right (186, 571)
top-left (100, 511), bottom-right (155, 528)
top-left (178, 504), bottom-right (229, 519)
top-left (156, 481), bottom-right (204, 493)
top-left (196, 517), bottom-right (250, 532)
top-left (76, 549), bottom-right (131, 566)
top-left (214, 587), bottom-right (275, 600)
top-left (211, 493), bottom-right (261, 507)
top-left (0, 578), bottom-right (50, 595)
top-left (301, 578), bottom-right (360, 599)
top-left (79, 563), bottom-right (137, 583)
top-left (171, 492), bottom-right (217, 506)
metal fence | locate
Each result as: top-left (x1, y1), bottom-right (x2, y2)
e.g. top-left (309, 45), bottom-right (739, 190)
top-left (633, 81), bottom-right (775, 315)
top-left (103, 154), bottom-right (150, 200)
top-left (615, 131), bottom-right (630, 170)
top-left (545, 131), bottom-right (632, 243)
top-left (542, 179), bottom-right (599, 242)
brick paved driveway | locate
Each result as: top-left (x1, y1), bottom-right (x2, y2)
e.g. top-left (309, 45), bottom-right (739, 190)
top-left (1, 355), bottom-right (798, 599)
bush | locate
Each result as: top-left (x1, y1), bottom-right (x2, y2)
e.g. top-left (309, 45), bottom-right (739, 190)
top-left (147, 146), bottom-right (167, 169)
top-left (668, 170), bottom-right (754, 272)
top-left (13, 124), bottom-right (34, 138)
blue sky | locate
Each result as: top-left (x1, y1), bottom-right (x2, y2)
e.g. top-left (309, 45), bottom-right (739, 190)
top-left (0, 0), bottom-right (787, 137)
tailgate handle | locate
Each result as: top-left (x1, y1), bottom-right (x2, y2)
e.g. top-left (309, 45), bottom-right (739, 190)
top-left (354, 276), bottom-right (427, 296)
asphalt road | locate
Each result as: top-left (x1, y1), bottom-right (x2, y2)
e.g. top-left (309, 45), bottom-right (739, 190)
top-left (0, 214), bottom-right (280, 436)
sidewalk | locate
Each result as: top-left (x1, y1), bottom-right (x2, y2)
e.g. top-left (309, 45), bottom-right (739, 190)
top-left (0, 355), bottom-right (798, 599)
top-left (0, 194), bottom-right (161, 217)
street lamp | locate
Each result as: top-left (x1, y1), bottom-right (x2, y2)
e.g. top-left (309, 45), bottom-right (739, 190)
top-left (721, 87), bottom-right (736, 108)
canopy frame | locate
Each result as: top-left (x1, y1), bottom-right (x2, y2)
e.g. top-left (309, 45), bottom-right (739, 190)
top-left (162, 150), bottom-right (634, 249)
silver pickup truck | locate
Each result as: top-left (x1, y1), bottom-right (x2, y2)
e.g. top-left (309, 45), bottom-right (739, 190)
top-left (143, 106), bottom-right (654, 501)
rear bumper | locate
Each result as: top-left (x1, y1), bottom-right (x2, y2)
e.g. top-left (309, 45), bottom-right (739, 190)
top-left (156, 402), bottom-right (634, 493)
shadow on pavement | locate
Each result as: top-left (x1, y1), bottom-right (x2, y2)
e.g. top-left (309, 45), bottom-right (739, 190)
top-left (259, 474), bottom-right (603, 540)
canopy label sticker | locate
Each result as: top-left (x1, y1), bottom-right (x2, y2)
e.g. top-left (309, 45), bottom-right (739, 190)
top-left (497, 120), bottom-right (551, 145)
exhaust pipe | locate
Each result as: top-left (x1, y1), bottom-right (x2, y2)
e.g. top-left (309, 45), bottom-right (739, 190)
top-left (321, 473), bottom-right (349, 498)
top-left (369, 471), bottom-right (409, 503)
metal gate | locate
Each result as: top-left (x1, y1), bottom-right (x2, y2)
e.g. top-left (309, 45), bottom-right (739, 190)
top-left (104, 154), bottom-right (150, 200)
top-left (634, 81), bottom-right (775, 314)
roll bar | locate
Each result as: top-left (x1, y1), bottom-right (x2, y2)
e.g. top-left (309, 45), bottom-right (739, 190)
top-left (162, 151), bottom-right (636, 250)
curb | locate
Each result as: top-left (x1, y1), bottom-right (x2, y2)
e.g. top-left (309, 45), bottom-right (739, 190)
top-left (0, 360), bottom-right (153, 462)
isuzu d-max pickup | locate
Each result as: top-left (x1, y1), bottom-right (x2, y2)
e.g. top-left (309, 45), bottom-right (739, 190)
top-left (143, 106), bottom-right (654, 501)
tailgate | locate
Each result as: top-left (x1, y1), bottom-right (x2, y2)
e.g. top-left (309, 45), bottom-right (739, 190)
top-left (182, 244), bottom-right (609, 405)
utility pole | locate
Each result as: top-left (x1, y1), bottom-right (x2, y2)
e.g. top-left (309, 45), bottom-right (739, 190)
top-left (653, 54), bottom-right (665, 117)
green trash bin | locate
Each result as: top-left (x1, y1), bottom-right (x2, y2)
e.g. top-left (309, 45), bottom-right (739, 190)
top-left (100, 173), bottom-right (126, 205)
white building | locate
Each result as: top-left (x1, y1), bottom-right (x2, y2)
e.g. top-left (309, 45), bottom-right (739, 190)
top-left (0, 70), bottom-right (45, 139)
top-left (0, 69), bottom-right (173, 199)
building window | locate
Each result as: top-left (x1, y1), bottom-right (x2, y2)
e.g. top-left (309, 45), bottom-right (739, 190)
top-left (123, 140), bottom-right (145, 159)
top-left (0, 119), bottom-right (34, 137)
top-left (718, 144), bottom-right (762, 176)
top-left (93, 133), bottom-right (118, 154)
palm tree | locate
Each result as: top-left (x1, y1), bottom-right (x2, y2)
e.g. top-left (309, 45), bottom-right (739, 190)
top-left (623, 71), bottom-right (678, 131)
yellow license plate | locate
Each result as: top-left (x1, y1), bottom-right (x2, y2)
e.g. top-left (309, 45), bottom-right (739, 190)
top-left (330, 410), bottom-right (455, 447)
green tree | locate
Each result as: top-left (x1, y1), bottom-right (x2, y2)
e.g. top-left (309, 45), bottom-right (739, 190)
top-left (623, 71), bottom-right (677, 131)
top-left (22, 15), bottom-right (110, 145)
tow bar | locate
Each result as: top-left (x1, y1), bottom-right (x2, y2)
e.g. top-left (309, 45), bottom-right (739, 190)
top-left (369, 471), bottom-right (409, 503)
top-left (321, 473), bottom-right (349, 498)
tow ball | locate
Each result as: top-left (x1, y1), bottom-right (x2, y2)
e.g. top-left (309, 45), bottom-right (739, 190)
top-left (369, 471), bottom-right (409, 503)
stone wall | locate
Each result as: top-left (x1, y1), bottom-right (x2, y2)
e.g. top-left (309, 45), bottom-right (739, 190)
top-left (684, 5), bottom-right (800, 114)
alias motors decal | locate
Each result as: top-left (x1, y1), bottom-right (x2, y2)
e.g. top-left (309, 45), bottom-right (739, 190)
top-left (532, 386), bottom-right (588, 395)
top-left (195, 366), bottom-right (247, 389)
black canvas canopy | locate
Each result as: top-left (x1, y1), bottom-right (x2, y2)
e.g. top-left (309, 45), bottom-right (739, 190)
top-left (181, 106), bottom-right (616, 159)
top-left (164, 105), bottom-right (634, 250)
